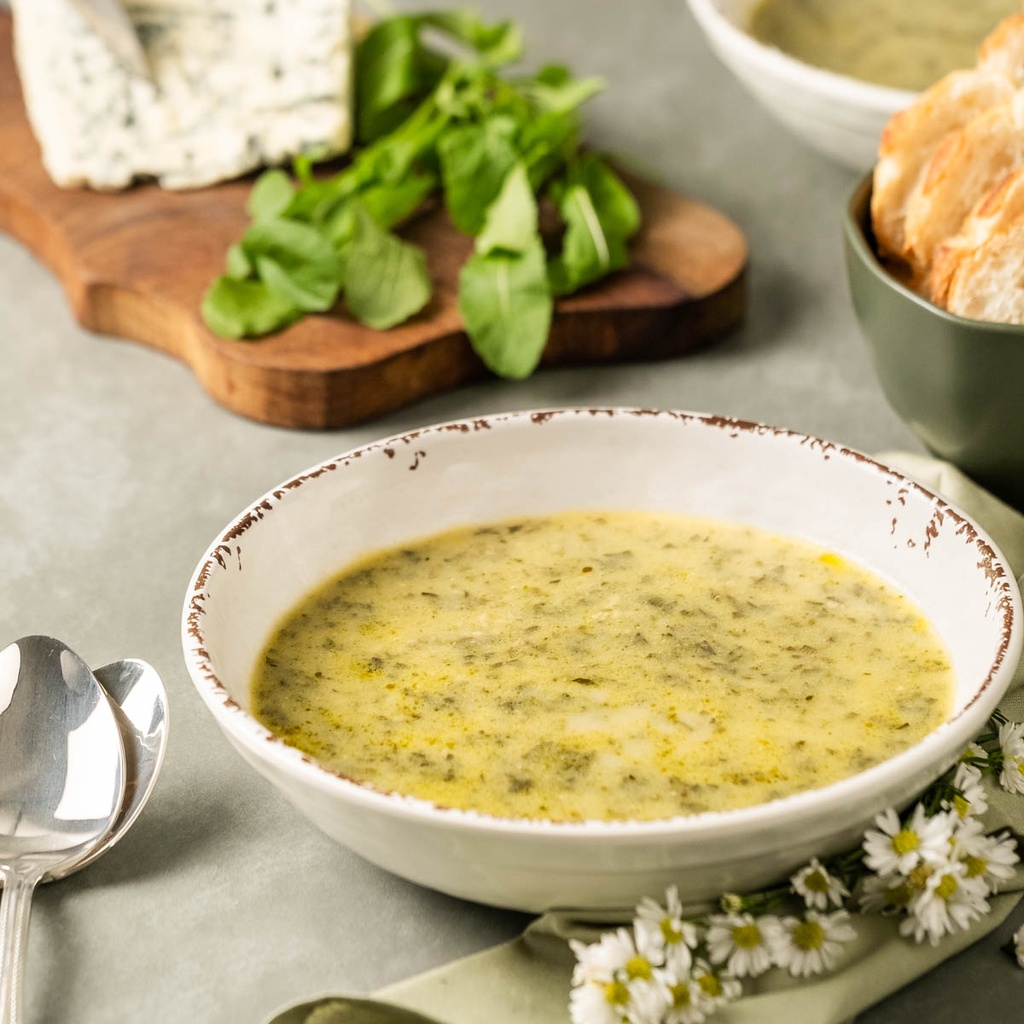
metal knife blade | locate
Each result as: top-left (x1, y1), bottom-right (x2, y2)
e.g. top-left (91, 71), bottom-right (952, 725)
top-left (65, 0), bottom-right (151, 81)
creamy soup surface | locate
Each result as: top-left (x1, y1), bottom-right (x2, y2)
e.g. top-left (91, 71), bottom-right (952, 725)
top-left (251, 511), bottom-right (954, 822)
top-left (749, 0), bottom-right (1020, 91)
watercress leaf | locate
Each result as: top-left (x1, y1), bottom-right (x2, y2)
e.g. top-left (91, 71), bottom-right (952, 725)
top-left (517, 110), bottom-right (581, 190)
top-left (524, 65), bottom-right (605, 115)
top-left (475, 163), bottom-right (538, 256)
top-left (548, 181), bottom-right (627, 295)
top-left (201, 276), bottom-right (300, 339)
top-left (355, 15), bottom-right (445, 143)
top-left (243, 219), bottom-right (342, 312)
top-left (323, 200), bottom-right (358, 256)
top-left (343, 205), bottom-right (432, 330)
top-left (226, 243), bottom-right (252, 280)
top-left (247, 169), bottom-right (297, 223)
top-left (419, 11), bottom-right (522, 66)
top-left (458, 238), bottom-right (552, 379)
top-left (357, 169), bottom-right (437, 230)
top-left (575, 154), bottom-right (641, 240)
top-left (437, 117), bottom-right (519, 235)
top-left (548, 156), bottom-right (642, 295)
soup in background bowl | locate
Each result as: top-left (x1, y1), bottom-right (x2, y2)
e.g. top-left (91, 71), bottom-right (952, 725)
top-left (182, 408), bottom-right (1022, 912)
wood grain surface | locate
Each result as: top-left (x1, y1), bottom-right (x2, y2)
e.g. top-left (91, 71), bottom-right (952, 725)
top-left (0, 13), bottom-right (748, 429)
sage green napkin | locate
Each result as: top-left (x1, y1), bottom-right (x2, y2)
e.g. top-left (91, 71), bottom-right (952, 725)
top-left (266, 454), bottom-right (1024, 1024)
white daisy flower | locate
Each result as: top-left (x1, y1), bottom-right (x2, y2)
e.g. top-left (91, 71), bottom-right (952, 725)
top-left (960, 741), bottom-right (988, 765)
top-left (569, 975), bottom-right (630, 1024)
top-left (999, 721), bottom-right (1024, 759)
top-left (690, 958), bottom-right (741, 1007)
top-left (998, 755), bottom-right (1024, 795)
top-left (862, 805), bottom-right (956, 875)
top-left (951, 818), bottom-right (1019, 892)
top-left (775, 910), bottom-right (858, 978)
top-left (635, 885), bottom-right (699, 972)
top-left (660, 972), bottom-right (710, 1024)
top-left (900, 864), bottom-right (990, 946)
top-left (998, 722), bottom-right (1024, 794)
top-left (942, 762), bottom-right (988, 819)
top-left (571, 928), bottom-right (641, 986)
top-left (790, 856), bottom-right (850, 910)
top-left (705, 912), bottom-right (785, 978)
top-left (1012, 925), bottom-right (1024, 969)
top-left (859, 871), bottom-right (915, 916)
top-left (624, 976), bottom-right (673, 1024)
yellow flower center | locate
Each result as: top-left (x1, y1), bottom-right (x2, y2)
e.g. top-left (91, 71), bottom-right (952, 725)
top-left (935, 873), bottom-right (959, 902)
top-left (697, 973), bottom-right (723, 998)
top-left (963, 855), bottom-right (987, 879)
top-left (660, 919), bottom-right (683, 944)
top-left (732, 923), bottom-right (762, 950)
top-left (670, 982), bottom-right (693, 1009)
top-left (604, 980), bottom-right (631, 1006)
top-left (792, 919), bottom-right (825, 952)
top-left (625, 955), bottom-right (652, 981)
top-left (891, 829), bottom-right (920, 855)
top-left (953, 794), bottom-right (970, 819)
top-left (804, 870), bottom-right (829, 893)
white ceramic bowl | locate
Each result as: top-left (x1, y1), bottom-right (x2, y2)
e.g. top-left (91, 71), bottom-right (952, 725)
top-left (687, 0), bottom-right (915, 170)
top-left (182, 408), bottom-right (1021, 913)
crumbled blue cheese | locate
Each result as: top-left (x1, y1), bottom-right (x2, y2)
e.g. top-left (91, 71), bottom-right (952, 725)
top-left (10, 0), bottom-right (353, 190)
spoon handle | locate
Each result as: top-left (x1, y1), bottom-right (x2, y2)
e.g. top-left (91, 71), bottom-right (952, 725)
top-left (0, 869), bottom-right (39, 1024)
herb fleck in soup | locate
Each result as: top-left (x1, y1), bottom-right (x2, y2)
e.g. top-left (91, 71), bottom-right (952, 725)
top-left (251, 511), bottom-right (954, 822)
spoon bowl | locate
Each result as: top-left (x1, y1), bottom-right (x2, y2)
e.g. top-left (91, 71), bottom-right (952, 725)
top-left (0, 636), bottom-right (126, 1024)
top-left (47, 658), bottom-right (168, 881)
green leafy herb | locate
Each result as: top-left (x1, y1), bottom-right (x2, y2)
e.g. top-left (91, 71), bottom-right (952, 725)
top-left (201, 278), bottom-right (300, 339)
top-left (201, 7), bottom-right (641, 381)
top-left (548, 154), bottom-right (641, 296)
top-left (242, 220), bottom-right (342, 313)
top-left (459, 162), bottom-right (553, 378)
top-left (343, 205), bottom-right (432, 330)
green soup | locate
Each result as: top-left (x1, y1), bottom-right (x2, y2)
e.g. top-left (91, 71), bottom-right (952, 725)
top-left (251, 511), bottom-right (954, 822)
top-left (749, 0), bottom-right (1020, 91)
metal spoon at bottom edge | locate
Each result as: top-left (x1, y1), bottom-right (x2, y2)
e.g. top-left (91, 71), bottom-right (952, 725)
top-left (266, 996), bottom-right (445, 1024)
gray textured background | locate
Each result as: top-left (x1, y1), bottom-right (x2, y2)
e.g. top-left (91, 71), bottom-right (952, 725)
top-left (2, 1), bottom-right (1023, 1020)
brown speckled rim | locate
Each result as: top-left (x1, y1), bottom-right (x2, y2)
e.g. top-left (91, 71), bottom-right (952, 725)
top-left (181, 407), bottom-right (1023, 837)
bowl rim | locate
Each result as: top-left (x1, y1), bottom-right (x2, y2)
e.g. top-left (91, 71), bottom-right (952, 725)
top-left (843, 172), bottom-right (1024, 337)
top-left (182, 407), bottom-right (1023, 841)
top-left (686, 0), bottom-right (917, 112)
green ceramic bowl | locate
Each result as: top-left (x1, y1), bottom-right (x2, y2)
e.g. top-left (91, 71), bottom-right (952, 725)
top-left (843, 174), bottom-right (1024, 511)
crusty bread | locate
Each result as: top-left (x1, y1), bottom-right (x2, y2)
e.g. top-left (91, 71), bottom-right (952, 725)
top-left (931, 167), bottom-right (1024, 307)
top-left (871, 70), bottom-right (1013, 266)
top-left (944, 210), bottom-right (1024, 323)
top-left (869, 7), bottom-right (1024, 321)
top-left (901, 90), bottom-right (1024, 283)
top-left (978, 12), bottom-right (1024, 84)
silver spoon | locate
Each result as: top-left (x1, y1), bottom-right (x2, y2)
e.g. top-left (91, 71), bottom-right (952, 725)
top-left (47, 658), bottom-right (168, 881)
top-left (0, 636), bottom-right (126, 1024)
top-left (0, 658), bottom-right (169, 887)
top-left (266, 996), bottom-right (444, 1024)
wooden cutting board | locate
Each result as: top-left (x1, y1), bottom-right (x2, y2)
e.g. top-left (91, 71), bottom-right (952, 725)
top-left (0, 13), bottom-right (748, 430)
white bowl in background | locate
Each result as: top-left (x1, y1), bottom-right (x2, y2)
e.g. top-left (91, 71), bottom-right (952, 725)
top-left (182, 408), bottom-right (1021, 913)
top-left (687, 0), bottom-right (915, 170)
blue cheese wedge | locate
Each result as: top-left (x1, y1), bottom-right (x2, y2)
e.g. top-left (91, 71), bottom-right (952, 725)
top-left (10, 0), bottom-right (353, 190)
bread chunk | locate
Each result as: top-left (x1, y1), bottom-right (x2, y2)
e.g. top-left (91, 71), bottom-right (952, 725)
top-left (871, 70), bottom-right (1013, 267)
top-left (931, 168), bottom-right (1024, 307)
top-left (945, 212), bottom-right (1024, 323)
top-left (902, 91), bottom-right (1024, 284)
